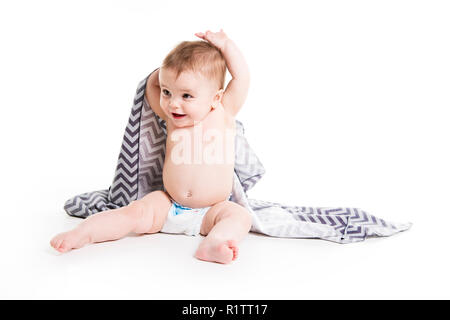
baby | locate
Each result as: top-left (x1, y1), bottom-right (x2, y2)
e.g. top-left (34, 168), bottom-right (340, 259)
top-left (50, 29), bottom-right (252, 264)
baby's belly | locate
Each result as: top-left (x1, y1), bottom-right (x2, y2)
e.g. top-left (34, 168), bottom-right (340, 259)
top-left (163, 161), bottom-right (234, 208)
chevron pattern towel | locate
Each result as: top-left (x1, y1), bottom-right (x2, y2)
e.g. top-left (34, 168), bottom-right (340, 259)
top-left (64, 70), bottom-right (412, 244)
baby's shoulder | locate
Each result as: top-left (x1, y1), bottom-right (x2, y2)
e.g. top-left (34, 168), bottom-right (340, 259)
top-left (208, 105), bottom-right (236, 129)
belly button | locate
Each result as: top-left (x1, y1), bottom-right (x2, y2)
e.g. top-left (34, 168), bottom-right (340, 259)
top-left (186, 190), bottom-right (192, 198)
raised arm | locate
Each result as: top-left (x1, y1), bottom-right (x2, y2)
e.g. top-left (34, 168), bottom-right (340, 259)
top-left (195, 30), bottom-right (250, 117)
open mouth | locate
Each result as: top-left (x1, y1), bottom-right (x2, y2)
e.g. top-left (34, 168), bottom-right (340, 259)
top-left (171, 112), bottom-right (186, 119)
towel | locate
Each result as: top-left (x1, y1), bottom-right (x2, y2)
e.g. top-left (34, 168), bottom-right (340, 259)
top-left (64, 69), bottom-right (412, 243)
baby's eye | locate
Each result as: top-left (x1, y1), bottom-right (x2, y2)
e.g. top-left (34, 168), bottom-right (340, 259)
top-left (183, 93), bottom-right (193, 99)
top-left (162, 89), bottom-right (170, 96)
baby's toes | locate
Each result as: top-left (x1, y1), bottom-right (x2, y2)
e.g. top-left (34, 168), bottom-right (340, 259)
top-left (57, 240), bottom-right (70, 253)
top-left (232, 246), bottom-right (239, 260)
top-left (226, 240), bottom-right (239, 260)
top-left (50, 232), bottom-right (75, 253)
top-left (50, 234), bottom-right (63, 249)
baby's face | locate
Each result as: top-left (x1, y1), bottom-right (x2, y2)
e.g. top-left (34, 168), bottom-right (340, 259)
top-left (159, 67), bottom-right (222, 127)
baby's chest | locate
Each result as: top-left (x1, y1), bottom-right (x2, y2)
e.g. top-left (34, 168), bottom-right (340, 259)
top-left (166, 118), bottom-right (235, 165)
top-left (168, 121), bottom-right (234, 148)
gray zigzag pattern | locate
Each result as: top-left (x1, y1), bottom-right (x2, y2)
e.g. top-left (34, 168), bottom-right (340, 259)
top-left (108, 79), bottom-right (147, 206)
top-left (232, 121), bottom-right (266, 192)
top-left (64, 189), bottom-right (120, 218)
top-left (246, 198), bottom-right (406, 242)
top-left (137, 97), bottom-right (166, 198)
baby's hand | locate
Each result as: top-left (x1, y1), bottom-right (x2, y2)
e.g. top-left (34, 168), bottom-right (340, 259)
top-left (195, 29), bottom-right (229, 51)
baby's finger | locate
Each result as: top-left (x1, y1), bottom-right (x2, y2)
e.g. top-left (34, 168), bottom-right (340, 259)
top-left (205, 31), bottom-right (215, 40)
top-left (195, 32), bottom-right (205, 39)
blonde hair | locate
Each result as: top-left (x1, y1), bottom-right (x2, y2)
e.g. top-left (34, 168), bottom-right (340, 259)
top-left (161, 41), bottom-right (227, 90)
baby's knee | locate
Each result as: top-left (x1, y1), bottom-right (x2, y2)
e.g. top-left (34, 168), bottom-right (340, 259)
top-left (241, 210), bottom-right (252, 228)
top-left (220, 203), bottom-right (252, 226)
top-left (236, 209), bottom-right (252, 232)
top-left (127, 200), bottom-right (154, 234)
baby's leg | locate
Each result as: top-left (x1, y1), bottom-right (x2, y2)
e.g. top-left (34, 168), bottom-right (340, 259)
top-left (50, 190), bottom-right (171, 253)
top-left (195, 201), bottom-right (252, 264)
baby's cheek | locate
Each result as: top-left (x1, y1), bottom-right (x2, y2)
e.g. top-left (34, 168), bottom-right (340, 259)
top-left (184, 107), bottom-right (197, 118)
top-left (191, 105), bottom-right (210, 120)
top-left (160, 103), bottom-right (169, 113)
top-left (192, 113), bottom-right (208, 123)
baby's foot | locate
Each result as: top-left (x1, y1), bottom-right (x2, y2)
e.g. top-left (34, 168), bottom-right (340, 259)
top-left (195, 239), bottom-right (239, 264)
top-left (50, 228), bottom-right (91, 253)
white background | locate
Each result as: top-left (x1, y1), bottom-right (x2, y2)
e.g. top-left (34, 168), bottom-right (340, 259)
top-left (1, 0), bottom-right (449, 299)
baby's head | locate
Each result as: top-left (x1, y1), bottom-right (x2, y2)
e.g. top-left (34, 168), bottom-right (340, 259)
top-left (159, 40), bottom-right (227, 127)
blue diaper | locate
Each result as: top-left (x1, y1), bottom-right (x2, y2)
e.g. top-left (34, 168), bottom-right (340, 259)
top-left (160, 200), bottom-right (211, 236)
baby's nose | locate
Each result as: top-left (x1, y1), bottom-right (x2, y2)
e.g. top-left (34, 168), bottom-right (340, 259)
top-left (169, 99), bottom-right (182, 110)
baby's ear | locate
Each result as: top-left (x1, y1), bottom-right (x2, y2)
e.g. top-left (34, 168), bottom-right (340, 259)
top-left (211, 89), bottom-right (224, 110)
top-left (214, 89), bottom-right (225, 103)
